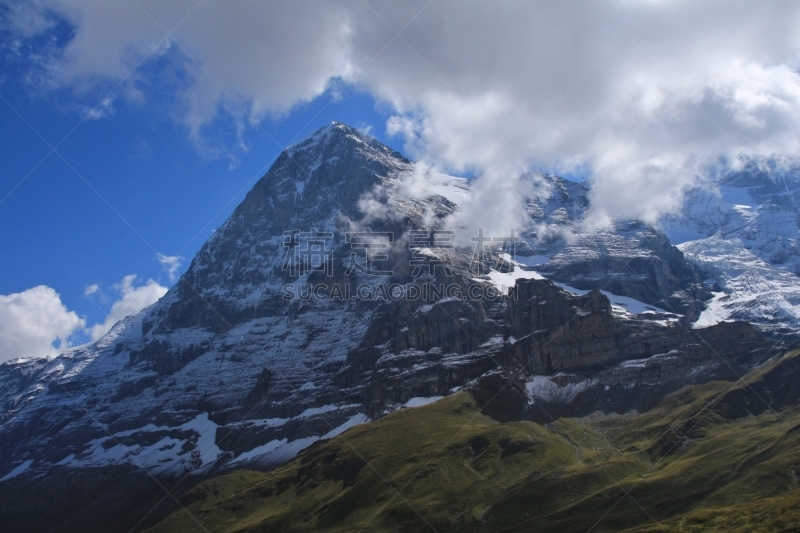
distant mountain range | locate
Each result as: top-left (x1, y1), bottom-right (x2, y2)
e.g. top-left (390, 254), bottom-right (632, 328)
top-left (1, 122), bottom-right (797, 532)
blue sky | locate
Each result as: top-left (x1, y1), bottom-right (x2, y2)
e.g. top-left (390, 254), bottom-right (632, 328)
top-left (0, 1), bottom-right (798, 361)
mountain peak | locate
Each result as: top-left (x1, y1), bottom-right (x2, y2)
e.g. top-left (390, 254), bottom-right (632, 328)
top-left (276, 121), bottom-right (411, 183)
top-left (288, 121), bottom-right (365, 152)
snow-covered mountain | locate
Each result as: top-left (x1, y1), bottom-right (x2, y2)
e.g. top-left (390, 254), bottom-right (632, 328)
top-left (0, 123), bottom-right (793, 531)
top-left (662, 168), bottom-right (800, 336)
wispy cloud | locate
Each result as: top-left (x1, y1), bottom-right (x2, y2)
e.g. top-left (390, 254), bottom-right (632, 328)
top-left (81, 96), bottom-right (115, 120)
top-left (158, 253), bottom-right (183, 283)
top-left (83, 283), bottom-right (99, 297)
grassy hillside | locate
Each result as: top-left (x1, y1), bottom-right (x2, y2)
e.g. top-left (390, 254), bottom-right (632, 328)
top-left (149, 350), bottom-right (800, 532)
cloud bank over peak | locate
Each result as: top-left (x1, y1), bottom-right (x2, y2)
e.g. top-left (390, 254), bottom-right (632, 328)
top-left (5, 0), bottom-right (800, 226)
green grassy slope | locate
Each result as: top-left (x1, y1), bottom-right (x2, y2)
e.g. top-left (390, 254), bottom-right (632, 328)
top-left (149, 350), bottom-right (800, 533)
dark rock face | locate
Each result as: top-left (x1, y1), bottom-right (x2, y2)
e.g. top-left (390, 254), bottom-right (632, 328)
top-left (534, 221), bottom-right (711, 319)
top-left (471, 371), bottom-right (529, 423)
top-left (507, 279), bottom-right (773, 422)
top-left (355, 297), bottom-right (496, 357)
top-left (0, 357), bottom-right (49, 423)
top-left (516, 174), bottom-right (713, 318)
top-left (507, 279), bottom-right (763, 376)
top-left (507, 281), bottom-right (619, 372)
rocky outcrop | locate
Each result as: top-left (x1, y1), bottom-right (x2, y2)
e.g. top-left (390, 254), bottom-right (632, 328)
top-left (535, 221), bottom-right (712, 319)
top-left (507, 280), bottom-right (619, 372)
top-left (508, 277), bottom-right (774, 421)
top-left (507, 278), bottom-right (764, 373)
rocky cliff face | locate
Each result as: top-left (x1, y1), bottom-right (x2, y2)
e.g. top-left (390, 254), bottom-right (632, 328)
top-left (529, 220), bottom-right (712, 320)
top-left (0, 123), bottom-right (790, 529)
top-left (505, 279), bottom-right (771, 421)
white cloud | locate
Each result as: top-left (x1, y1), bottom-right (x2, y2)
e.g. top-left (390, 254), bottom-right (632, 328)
top-left (87, 275), bottom-right (167, 341)
top-left (359, 2), bottom-right (800, 227)
top-left (82, 96), bottom-right (114, 120)
top-left (446, 165), bottom-right (532, 246)
top-left (83, 283), bottom-right (99, 297)
top-left (0, 286), bottom-right (85, 362)
top-left (6, 1), bottom-right (800, 227)
top-left (4, 0), bottom-right (354, 138)
top-left (157, 253), bottom-right (182, 282)
top-left (0, 0), bottom-right (57, 38)
top-left (0, 276), bottom-right (168, 362)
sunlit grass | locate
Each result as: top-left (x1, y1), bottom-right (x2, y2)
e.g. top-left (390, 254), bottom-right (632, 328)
top-left (149, 350), bottom-right (800, 532)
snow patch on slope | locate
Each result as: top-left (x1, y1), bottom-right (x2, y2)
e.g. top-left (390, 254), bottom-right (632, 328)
top-left (59, 413), bottom-right (223, 476)
top-left (229, 413), bottom-right (369, 467)
top-left (0, 459), bottom-right (32, 482)
top-left (403, 396), bottom-right (444, 408)
top-left (525, 375), bottom-right (595, 405)
top-left (484, 268), bottom-right (545, 295)
top-left (679, 236), bottom-right (800, 332)
top-left (552, 282), bottom-right (673, 316)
